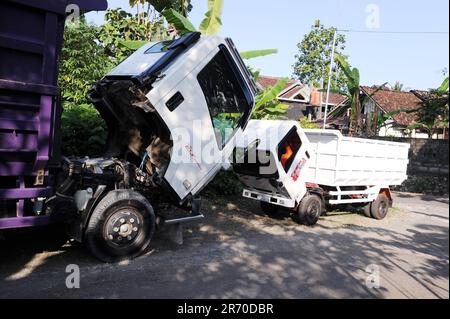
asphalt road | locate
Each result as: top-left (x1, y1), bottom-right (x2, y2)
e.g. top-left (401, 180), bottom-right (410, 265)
top-left (0, 193), bottom-right (448, 299)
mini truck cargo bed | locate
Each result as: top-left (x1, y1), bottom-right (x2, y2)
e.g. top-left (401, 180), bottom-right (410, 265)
top-left (302, 129), bottom-right (410, 187)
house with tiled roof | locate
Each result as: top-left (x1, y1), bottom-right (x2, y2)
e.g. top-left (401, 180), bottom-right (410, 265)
top-left (257, 76), bottom-right (312, 120)
top-left (361, 86), bottom-right (421, 136)
top-left (257, 75), bottom-right (347, 120)
top-left (326, 85), bottom-right (443, 138)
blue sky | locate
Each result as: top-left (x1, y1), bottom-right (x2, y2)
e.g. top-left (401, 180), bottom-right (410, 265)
top-left (87, 0), bottom-right (449, 90)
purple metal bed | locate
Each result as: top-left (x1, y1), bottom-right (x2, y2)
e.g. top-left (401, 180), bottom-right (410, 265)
top-left (0, 0), bottom-right (108, 229)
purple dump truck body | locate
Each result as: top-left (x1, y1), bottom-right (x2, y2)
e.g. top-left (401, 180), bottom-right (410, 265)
top-left (0, 0), bottom-right (108, 229)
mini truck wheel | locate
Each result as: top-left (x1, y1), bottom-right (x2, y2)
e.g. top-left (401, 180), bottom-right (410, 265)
top-left (297, 194), bottom-right (323, 226)
top-left (84, 190), bottom-right (156, 263)
top-left (363, 202), bottom-right (372, 218)
top-left (370, 193), bottom-right (391, 220)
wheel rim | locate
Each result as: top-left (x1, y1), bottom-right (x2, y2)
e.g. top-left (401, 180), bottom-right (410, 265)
top-left (104, 209), bottom-right (142, 248)
top-left (307, 202), bottom-right (320, 219)
top-left (378, 201), bottom-right (388, 217)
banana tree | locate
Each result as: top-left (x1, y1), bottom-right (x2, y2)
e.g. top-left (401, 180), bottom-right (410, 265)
top-left (252, 78), bottom-right (290, 120)
top-left (407, 77), bottom-right (449, 138)
top-left (129, 0), bottom-right (192, 17)
top-left (320, 54), bottom-right (362, 136)
top-left (324, 54), bottom-right (390, 136)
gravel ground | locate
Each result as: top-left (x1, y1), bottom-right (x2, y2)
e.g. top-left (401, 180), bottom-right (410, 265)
top-left (0, 192), bottom-right (448, 299)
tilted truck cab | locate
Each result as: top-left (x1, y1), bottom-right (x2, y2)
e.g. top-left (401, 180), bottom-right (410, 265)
top-left (60, 33), bottom-right (256, 262)
top-left (90, 33), bottom-right (256, 203)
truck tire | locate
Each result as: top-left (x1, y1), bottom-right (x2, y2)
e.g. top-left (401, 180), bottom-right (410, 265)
top-left (297, 194), bottom-right (322, 226)
top-left (260, 202), bottom-right (278, 215)
top-left (363, 202), bottom-right (372, 218)
top-left (85, 190), bottom-right (156, 263)
top-left (370, 194), bottom-right (390, 220)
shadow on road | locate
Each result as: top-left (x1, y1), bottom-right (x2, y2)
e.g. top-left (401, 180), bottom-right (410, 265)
top-left (0, 195), bottom-right (448, 299)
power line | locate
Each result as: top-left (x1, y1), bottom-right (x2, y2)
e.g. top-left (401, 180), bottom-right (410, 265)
top-left (338, 29), bottom-right (449, 35)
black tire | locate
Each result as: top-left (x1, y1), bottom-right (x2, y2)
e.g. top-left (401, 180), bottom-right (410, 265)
top-left (85, 190), bottom-right (156, 263)
top-left (260, 201), bottom-right (278, 215)
top-left (363, 202), bottom-right (372, 218)
top-left (297, 194), bottom-right (322, 226)
top-left (370, 194), bottom-right (390, 220)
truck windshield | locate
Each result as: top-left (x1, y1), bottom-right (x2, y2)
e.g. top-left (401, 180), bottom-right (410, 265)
top-left (198, 47), bottom-right (252, 150)
top-left (278, 128), bottom-right (302, 172)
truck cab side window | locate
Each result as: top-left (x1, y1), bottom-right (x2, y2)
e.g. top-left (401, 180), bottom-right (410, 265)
top-left (198, 48), bottom-right (251, 150)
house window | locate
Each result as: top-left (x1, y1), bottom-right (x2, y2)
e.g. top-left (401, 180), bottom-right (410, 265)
top-left (198, 47), bottom-right (252, 150)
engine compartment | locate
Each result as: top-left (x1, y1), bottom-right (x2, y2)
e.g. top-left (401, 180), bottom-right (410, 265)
top-left (90, 80), bottom-right (173, 179)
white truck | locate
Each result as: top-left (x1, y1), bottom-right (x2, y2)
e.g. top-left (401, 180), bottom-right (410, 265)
top-left (233, 120), bottom-right (410, 226)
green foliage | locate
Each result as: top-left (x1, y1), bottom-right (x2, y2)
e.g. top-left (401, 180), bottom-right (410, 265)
top-left (240, 49), bottom-right (278, 60)
top-left (61, 104), bottom-right (107, 157)
top-left (328, 54), bottom-right (362, 136)
top-left (408, 77), bottom-right (449, 138)
top-left (198, 0), bottom-right (224, 35)
top-left (391, 81), bottom-right (405, 92)
top-left (162, 8), bottom-right (197, 35)
top-left (252, 78), bottom-right (289, 120)
top-left (130, 1), bottom-right (278, 64)
top-left (130, 0), bottom-right (192, 17)
top-left (60, 19), bottom-right (112, 105)
top-left (160, 0), bottom-right (225, 36)
top-left (119, 39), bottom-right (149, 50)
top-left (59, 19), bottom-right (111, 156)
top-left (293, 20), bottom-right (347, 89)
top-left (203, 170), bottom-right (243, 196)
top-left (326, 54), bottom-right (390, 136)
top-left (98, 8), bottom-right (167, 63)
top-left (299, 117), bottom-right (320, 129)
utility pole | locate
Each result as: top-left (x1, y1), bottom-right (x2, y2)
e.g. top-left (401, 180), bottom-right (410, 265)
top-left (323, 29), bottom-right (338, 129)
top-left (319, 78), bottom-right (324, 119)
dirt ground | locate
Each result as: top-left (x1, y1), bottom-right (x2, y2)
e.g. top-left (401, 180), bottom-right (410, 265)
top-left (0, 192), bottom-right (448, 299)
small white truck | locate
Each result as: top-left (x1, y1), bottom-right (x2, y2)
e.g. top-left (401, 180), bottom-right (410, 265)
top-left (233, 120), bottom-right (410, 226)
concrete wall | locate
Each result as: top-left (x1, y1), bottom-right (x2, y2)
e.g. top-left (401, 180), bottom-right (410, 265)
top-left (375, 137), bottom-right (449, 195)
top-left (378, 121), bottom-right (447, 139)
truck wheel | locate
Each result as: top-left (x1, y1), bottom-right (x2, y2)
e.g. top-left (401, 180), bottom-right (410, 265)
top-left (260, 202), bottom-right (278, 215)
top-left (297, 194), bottom-right (322, 226)
top-left (85, 190), bottom-right (156, 263)
top-left (363, 203), bottom-right (372, 218)
top-left (370, 194), bottom-right (390, 220)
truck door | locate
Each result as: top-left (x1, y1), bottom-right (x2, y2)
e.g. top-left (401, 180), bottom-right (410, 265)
top-left (277, 127), bottom-right (311, 202)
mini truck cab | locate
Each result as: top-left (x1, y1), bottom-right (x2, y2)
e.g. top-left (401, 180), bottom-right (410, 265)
top-left (55, 33), bottom-right (257, 262)
top-left (233, 120), bottom-right (312, 209)
top-left (233, 120), bottom-right (410, 226)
